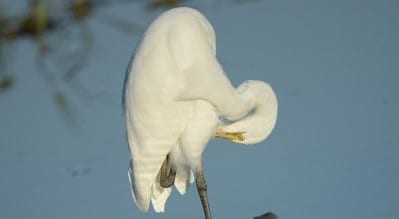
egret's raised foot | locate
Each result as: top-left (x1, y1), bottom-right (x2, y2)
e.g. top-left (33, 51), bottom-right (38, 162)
top-left (215, 131), bottom-right (245, 141)
top-left (160, 154), bottom-right (176, 188)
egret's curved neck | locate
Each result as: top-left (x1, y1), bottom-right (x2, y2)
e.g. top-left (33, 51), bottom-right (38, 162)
top-left (217, 80), bottom-right (278, 144)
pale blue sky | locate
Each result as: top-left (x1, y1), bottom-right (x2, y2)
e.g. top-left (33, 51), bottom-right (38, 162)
top-left (1, 0), bottom-right (398, 219)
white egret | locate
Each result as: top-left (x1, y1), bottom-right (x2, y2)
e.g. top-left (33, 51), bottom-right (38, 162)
top-left (123, 7), bottom-right (277, 219)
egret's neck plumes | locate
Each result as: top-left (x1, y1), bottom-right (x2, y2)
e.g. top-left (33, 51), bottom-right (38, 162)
top-left (218, 80), bottom-right (278, 144)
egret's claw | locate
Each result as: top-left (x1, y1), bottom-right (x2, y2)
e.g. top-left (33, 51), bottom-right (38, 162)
top-left (215, 131), bottom-right (245, 141)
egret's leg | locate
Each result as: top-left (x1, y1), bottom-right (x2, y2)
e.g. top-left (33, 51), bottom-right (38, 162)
top-left (160, 154), bottom-right (176, 188)
top-left (196, 166), bottom-right (211, 219)
top-left (215, 131), bottom-right (245, 141)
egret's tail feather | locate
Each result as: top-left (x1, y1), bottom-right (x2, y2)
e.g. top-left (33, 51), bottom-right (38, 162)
top-left (128, 158), bottom-right (173, 213)
top-left (151, 183), bottom-right (172, 212)
top-left (174, 166), bottom-right (194, 194)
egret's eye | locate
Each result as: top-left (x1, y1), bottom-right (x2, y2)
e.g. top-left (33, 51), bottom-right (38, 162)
top-left (237, 135), bottom-right (244, 141)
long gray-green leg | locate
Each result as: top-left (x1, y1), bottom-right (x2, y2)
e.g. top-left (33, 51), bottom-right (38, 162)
top-left (160, 154), bottom-right (176, 188)
top-left (196, 165), bottom-right (211, 219)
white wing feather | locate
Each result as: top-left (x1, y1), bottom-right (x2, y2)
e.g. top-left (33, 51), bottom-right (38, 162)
top-left (174, 166), bottom-right (194, 195)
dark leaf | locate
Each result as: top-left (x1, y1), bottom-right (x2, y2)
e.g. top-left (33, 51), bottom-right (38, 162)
top-left (0, 75), bottom-right (14, 91)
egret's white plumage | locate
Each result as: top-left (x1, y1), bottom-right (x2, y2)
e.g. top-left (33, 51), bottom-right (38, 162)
top-left (217, 80), bottom-right (278, 144)
top-left (123, 7), bottom-right (278, 215)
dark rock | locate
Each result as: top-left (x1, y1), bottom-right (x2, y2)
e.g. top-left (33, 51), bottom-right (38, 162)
top-left (253, 212), bottom-right (277, 219)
